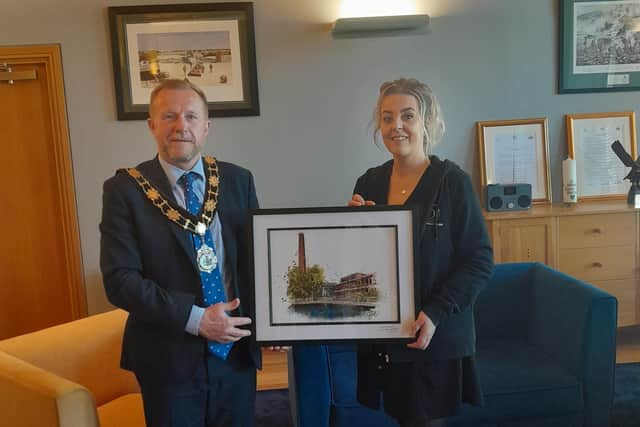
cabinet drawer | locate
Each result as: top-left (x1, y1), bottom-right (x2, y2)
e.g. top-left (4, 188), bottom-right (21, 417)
top-left (559, 213), bottom-right (635, 249)
top-left (590, 278), bottom-right (638, 327)
top-left (559, 245), bottom-right (635, 281)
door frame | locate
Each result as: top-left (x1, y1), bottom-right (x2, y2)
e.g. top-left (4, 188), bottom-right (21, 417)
top-left (2, 44), bottom-right (87, 318)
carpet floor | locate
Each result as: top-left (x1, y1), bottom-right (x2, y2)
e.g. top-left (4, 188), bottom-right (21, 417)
top-left (612, 362), bottom-right (640, 427)
top-left (256, 363), bottom-right (640, 426)
top-left (255, 389), bottom-right (293, 427)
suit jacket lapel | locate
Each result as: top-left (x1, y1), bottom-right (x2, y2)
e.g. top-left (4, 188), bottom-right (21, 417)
top-left (216, 165), bottom-right (241, 307)
top-left (139, 157), bottom-right (199, 271)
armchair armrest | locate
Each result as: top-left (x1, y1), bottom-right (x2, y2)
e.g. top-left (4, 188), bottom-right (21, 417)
top-left (0, 350), bottom-right (99, 427)
top-left (528, 263), bottom-right (617, 427)
top-left (0, 309), bottom-right (138, 406)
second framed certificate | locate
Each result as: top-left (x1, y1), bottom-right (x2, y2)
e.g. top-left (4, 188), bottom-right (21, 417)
top-left (250, 206), bottom-right (418, 345)
top-left (566, 111), bottom-right (637, 200)
top-left (477, 118), bottom-right (552, 204)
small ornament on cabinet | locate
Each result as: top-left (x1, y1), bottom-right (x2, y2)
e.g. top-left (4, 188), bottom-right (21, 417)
top-left (562, 158), bottom-right (577, 204)
top-left (611, 140), bottom-right (640, 207)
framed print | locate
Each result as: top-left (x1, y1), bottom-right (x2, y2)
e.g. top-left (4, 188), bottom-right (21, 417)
top-left (251, 206), bottom-right (418, 345)
top-left (108, 3), bottom-right (259, 120)
top-left (559, 0), bottom-right (640, 93)
top-left (566, 111), bottom-right (637, 199)
top-left (477, 118), bottom-right (552, 204)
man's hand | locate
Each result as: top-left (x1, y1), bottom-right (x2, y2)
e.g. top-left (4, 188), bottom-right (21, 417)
top-left (407, 311), bottom-right (436, 350)
top-left (198, 298), bottom-right (252, 343)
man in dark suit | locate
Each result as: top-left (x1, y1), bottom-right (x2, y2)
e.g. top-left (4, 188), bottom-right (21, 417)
top-left (100, 79), bottom-right (260, 427)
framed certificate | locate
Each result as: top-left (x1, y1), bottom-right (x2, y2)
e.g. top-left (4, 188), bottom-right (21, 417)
top-left (477, 118), bottom-right (552, 204)
top-left (566, 111), bottom-right (637, 200)
top-left (250, 206), bottom-right (418, 345)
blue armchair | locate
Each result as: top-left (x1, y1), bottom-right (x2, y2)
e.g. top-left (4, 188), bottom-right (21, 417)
top-left (288, 262), bottom-right (617, 427)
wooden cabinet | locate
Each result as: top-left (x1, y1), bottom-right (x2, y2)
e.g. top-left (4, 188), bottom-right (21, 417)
top-left (485, 202), bottom-right (639, 326)
top-left (490, 217), bottom-right (557, 267)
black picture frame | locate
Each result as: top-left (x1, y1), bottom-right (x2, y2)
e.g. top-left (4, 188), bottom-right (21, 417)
top-left (108, 2), bottom-right (259, 120)
top-left (559, 0), bottom-right (640, 93)
top-left (250, 206), bottom-right (419, 345)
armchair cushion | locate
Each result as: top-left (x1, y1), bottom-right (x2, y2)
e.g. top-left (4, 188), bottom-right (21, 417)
top-left (290, 344), bottom-right (397, 427)
top-left (453, 340), bottom-right (583, 422)
top-left (97, 393), bottom-right (147, 427)
top-left (326, 344), bottom-right (359, 407)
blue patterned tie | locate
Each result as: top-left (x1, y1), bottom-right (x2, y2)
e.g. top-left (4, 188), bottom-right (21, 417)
top-left (179, 172), bottom-right (233, 360)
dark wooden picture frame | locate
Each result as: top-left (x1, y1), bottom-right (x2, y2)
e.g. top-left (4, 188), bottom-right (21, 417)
top-left (250, 206), bottom-right (419, 345)
top-left (108, 2), bottom-right (259, 120)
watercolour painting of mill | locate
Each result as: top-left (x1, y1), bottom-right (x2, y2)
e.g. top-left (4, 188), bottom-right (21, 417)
top-left (251, 207), bottom-right (417, 344)
top-left (284, 231), bottom-right (388, 323)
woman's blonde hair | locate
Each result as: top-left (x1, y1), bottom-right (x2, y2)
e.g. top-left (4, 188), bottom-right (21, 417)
top-left (373, 78), bottom-right (445, 154)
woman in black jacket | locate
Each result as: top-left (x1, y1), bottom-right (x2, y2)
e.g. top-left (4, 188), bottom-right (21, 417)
top-left (349, 78), bottom-right (494, 427)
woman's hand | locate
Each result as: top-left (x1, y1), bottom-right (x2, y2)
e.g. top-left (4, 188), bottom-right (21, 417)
top-left (349, 194), bottom-right (376, 207)
top-left (407, 311), bottom-right (436, 350)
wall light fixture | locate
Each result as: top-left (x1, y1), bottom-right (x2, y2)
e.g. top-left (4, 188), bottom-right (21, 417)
top-left (331, 14), bottom-right (430, 39)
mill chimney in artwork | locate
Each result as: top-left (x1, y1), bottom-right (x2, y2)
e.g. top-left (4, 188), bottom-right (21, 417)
top-left (298, 232), bottom-right (306, 273)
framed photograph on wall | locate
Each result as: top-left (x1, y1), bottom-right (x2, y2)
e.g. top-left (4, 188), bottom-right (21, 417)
top-left (251, 206), bottom-right (418, 345)
top-left (559, 0), bottom-right (640, 93)
top-left (566, 111), bottom-right (637, 200)
top-left (108, 2), bottom-right (259, 120)
top-left (477, 118), bottom-right (552, 204)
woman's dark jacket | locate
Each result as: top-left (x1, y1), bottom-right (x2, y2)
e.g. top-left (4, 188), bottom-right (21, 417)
top-left (353, 156), bottom-right (494, 361)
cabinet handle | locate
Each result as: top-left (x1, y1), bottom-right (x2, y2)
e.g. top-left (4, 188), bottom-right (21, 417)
top-left (591, 228), bottom-right (602, 234)
top-left (591, 262), bottom-right (603, 268)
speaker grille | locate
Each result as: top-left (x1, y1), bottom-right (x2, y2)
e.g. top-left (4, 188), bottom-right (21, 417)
top-left (489, 196), bottom-right (503, 210)
top-left (517, 195), bottom-right (531, 208)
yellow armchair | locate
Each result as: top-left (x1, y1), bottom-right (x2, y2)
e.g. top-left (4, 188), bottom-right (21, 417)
top-left (0, 309), bottom-right (144, 427)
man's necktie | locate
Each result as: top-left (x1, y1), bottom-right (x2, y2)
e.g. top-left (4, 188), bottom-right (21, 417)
top-left (179, 172), bottom-right (233, 360)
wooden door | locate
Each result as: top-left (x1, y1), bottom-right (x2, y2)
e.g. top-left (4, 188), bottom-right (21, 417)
top-left (0, 45), bottom-right (86, 339)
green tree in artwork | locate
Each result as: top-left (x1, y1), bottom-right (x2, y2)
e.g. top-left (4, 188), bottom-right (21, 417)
top-left (286, 264), bottom-right (325, 300)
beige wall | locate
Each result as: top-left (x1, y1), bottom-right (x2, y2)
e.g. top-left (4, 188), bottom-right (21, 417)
top-left (2, 0), bottom-right (639, 313)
